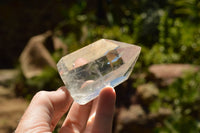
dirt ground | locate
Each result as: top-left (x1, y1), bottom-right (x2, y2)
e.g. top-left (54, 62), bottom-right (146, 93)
top-left (0, 86), bottom-right (28, 133)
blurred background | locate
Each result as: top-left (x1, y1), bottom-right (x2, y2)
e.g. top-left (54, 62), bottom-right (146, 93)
top-left (0, 0), bottom-right (200, 132)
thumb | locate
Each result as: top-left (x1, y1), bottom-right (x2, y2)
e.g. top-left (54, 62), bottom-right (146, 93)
top-left (16, 87), bottom-right (73, 132)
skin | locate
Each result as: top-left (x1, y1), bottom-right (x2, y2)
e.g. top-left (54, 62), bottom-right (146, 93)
top-left (15, 86), bottom-right (116, 133)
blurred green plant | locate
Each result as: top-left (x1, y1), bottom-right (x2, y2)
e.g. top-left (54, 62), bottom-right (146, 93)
top-left (169, 0), bottom-right (200, 22)
top-left (151, 71), bottom-right (200, 132)
top-left (158, 11), bottom-right (200, 64)
top-left (15, 67), bottom-right (63, 101)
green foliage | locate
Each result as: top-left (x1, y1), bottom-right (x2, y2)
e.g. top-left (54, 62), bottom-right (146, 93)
top-left (137, 10), bottom-right (200, 67)
top-left (165, 72), bottom-right (200, 104)
top-left (169, 0), bottom-right (200, 22)
top-left (151, 71), bottom-right (200, 132)
top-left (15, 67), bottom-right (63, 100)
top-left (26, 67), bottom-right (62, 91)
top-left (157, 11), bottom-right (200, 64)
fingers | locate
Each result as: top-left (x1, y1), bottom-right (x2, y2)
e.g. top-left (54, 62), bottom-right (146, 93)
top-left (85, 87), bottom-right (116, 133)
top-left (87, 96), bottom-right (99, 125)
top-left (47, 87), bottom-right (73, 130)
top-left (59, 101), bottom-right (93, 133)
top-left (16, 86), bottom-right (116, 133)
top-left (92, 87), bottom-right (116, 133)
top-left (60, 87), bottom-right (116, 133)
top-left (16, 86), bottom-right (73, 132)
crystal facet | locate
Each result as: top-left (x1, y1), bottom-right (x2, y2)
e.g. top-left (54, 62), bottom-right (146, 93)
top-left (57, 39), bottom-right (141, 104)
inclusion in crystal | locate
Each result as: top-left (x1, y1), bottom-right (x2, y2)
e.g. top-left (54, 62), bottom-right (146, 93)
top-left (57, 39), bottom-right (141, 105)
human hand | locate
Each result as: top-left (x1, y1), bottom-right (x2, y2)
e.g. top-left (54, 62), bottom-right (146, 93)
top-left (15, 86), bottom-right (116, 133)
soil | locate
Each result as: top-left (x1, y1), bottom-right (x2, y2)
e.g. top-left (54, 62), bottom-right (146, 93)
top-left (0, 86), bottom-right (28, 133)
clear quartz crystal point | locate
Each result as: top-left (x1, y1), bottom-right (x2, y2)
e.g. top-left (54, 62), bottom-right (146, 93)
top-left (57, 39), bottom-right (141, 105)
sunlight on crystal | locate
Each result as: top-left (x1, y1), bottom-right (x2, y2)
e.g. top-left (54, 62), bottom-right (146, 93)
top-left (57, 39), bottom-right (141, 104)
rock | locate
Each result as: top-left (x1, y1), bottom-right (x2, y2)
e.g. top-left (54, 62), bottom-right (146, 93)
top-left (52, 36), bottom-right (67, 55)
top-left (137, 83), bottom-right (159, 105)
top-left (148, 64), bottom-right (199, 86)
top-left (118, 105), bottom-right (146, 125)
top-left (116, 105), bottom-right (172, 133)
top-left (20, 31), bottom-right (56, 78)
top-left (117, 105), bottom-right (154, 133)
top-left (0, 97), bottom-right (28, 133)
top-left (0, 86), bottom-right (14, 98)
top-left (0, 69), bottom-right (19, 87)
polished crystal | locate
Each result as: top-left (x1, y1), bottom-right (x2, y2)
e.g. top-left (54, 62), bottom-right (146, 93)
top-left (57, 39), bottom-right (141, 104)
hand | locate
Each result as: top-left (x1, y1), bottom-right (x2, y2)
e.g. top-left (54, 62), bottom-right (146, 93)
top-left (15, 86), bottom-right (116, 133)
